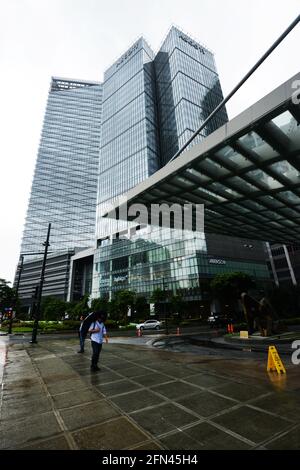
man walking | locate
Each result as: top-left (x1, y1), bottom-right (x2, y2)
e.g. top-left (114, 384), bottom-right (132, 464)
top-left (89, 311), bottom-right (108, 371)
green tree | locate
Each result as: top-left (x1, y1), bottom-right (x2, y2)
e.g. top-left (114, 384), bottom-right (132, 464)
top-left (41, 296), bottom-right (66, 321)
top-left (150, 288), bottom-right (166, 303)
top-left (210, 272), bottom-right (255, 314)
top-left (109, 290), bottom-right (136, 324)
top-left (91, 296), bottom-right (109, 313)
top-left (70, 294), bottom-right (90, 320)
top-left (65, 300), bottom-right (78, 318)
top-left (0, 278), bottom-right (16, 313)
top-left (150, 288), bottom-right (167, 316)
top-left (135, 296), bottom-right (149, 318)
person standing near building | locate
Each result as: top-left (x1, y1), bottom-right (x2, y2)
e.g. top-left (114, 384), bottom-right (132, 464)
top-left (88, 311), bottom-right (108, 371)
top-left (77, 311), bottom-right (97, 353)
top-left (78, 315), bottom-right (86, 353)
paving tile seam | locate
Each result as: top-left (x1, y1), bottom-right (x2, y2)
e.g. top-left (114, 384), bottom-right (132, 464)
top-left (92, 386), bottom-right (167, 445)
top-left (127, 439), bottom-right (164, 450)
top-left (205, 419), bottom-right (258, 447)
top-left (53, 397), bottom-right (107, 412)
top-left (113, 398), bottom-right (169, 415)
top-left (98, 380), bottom-right (175, 398)
top-left (125, 388), bottom-right (239, 422)
top-left (243, 403), bottom-right (297, 424)
top-left (50, 383), bottom-right (103, 397)
top-left (107, 350), bottom-right (271, 391)
top-left (5, 340), bottom-right (300, 451)
top-left (106, 377), bottom-right (193, 405)
top-left (104, 359), bottom-right (235, 397)
top-left (68, 357), bottom-right (166, 447)
top-left (69, 414), bottom-right (124, 433)
top-left (231, 391), bottom-right (274, 406)
top-left (116, 371), bottom-right (237, 408)
top-left (149, 419), bottom-right (205, 440)
top-left (153, 417), bottom-right (257, 449)
top-left (257, 422), bottom-right (300, 448)
top-left (29, 348), bottom-right (79, 450)
top-left (176, 379), bottom-right (241, 397)
top-left (69, 413), bottom-right (154, 446)
top-left (128, 401), bottom-right (185, 416)
top-left (16, 432), bottom-right (69, 450)
top-left (193, 387), bottom-right (273, 406)
top-left (97, 386), bottom-right (146, 399)
top-left (106, 352), bottom-right (192, 380)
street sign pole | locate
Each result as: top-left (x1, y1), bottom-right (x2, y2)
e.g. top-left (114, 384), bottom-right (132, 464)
top-left (30, 223), bottom-right (51, 344)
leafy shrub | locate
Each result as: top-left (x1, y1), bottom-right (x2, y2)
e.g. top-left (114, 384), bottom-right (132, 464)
top-left (104, 319), bottom-right (118, 329)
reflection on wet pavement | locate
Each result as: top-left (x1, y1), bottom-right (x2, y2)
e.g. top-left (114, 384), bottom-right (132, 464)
top-left (0, 336), bottom-right (300, 450)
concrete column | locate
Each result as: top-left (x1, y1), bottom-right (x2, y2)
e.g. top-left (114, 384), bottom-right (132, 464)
top-left (283, 244), bottom-right (297, 286)
top-left (266, 242), bottom-right (279, 287)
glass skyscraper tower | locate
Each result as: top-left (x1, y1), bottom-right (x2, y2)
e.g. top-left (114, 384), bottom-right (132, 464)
top-left (96, 38), bottom-right (160, 240)
top-left (155, 27), bottom-right (228, 164)
top-left (92, 27), bottom-right (241, 301)
top-left (20, 77), bottom-right (103, 256)
top-left (95, 28), bottom-right (227, 242)
top-left (18, 26), bottom-right (269, 308)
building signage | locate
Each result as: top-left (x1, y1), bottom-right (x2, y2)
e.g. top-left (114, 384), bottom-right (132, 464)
top-left (113, 274), bottom-right (128, 283)
top-left (116, 43), bottom-right (139, 67)
top-left (179, 34), bottom-right (205, 54)
top-left (209, 259), bottom-right (226, 265)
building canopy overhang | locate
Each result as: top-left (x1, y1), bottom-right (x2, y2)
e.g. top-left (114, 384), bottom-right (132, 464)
top-left (105, 74), bottom-right (300, 244)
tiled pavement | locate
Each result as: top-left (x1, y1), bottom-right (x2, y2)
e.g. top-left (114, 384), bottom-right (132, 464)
top-left (1, 337), bottom-right (300, 450)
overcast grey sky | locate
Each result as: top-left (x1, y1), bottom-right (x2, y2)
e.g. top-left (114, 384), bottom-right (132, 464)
top-left (0, 0), bottom-right (299, 283)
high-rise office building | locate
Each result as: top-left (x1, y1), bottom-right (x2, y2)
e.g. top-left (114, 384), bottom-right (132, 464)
top-left (18, 77), bottom-right (102, 307)
top-left (21, 77), bottom-right (103, 256)
top-left (88, 27), bottom-right (270, 307)
top-left (155, 27), bottom-right (228, 164)
top-left (96, 38), bottom-right (160, 240)
top-left (17, 27), bottom-right (270, 310)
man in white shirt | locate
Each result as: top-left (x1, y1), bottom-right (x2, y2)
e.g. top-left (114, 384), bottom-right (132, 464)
top-left (88, 311), bottom-right (108, 371)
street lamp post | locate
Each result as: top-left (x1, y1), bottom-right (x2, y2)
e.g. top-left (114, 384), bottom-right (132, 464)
top-left (162, 278), bottom-right (169, 335)
top-left (7, 255), bottom-right (24, 335)
top-left (30, 223), bottom-right (51, 344)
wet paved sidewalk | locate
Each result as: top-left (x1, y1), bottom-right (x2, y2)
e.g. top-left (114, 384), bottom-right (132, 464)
top-left (1, 336), bottom-right (300, 450)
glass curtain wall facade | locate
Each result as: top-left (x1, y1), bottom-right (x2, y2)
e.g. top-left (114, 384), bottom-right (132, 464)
top-left (94, 227), bottom-right (269, 301)
top-left (21, 77), bottom-right (103, 257)
top-left (92, 27), bottom-right (269, 302)
top-left (155, 27), bottom-right (228, 164)
top-left (96, 38), bottom-right (160, 240)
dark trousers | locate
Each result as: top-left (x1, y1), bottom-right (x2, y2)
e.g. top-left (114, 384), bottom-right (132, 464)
top-left (79, 331), bottom-right (85, 352)
top-left (91, 341), bottom-right (102, 368)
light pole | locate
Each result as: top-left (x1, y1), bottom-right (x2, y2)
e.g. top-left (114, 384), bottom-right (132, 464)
top-left (162, 278), bottom-right (169, 335)
top-left (30, 223), bottom-right (51, 344)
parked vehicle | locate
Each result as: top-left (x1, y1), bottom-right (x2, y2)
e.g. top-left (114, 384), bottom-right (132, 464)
top-left (207, 314), bottom-right (233, 328)
top-left (136, 319), bottom-right (162, 330)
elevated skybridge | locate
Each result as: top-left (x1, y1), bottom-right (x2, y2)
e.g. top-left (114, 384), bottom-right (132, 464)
top-left (105, 74), bottom-right (300, 244)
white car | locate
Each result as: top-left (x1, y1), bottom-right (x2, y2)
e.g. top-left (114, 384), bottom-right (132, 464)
top-left (136, 319), bottom-right (162, 331)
